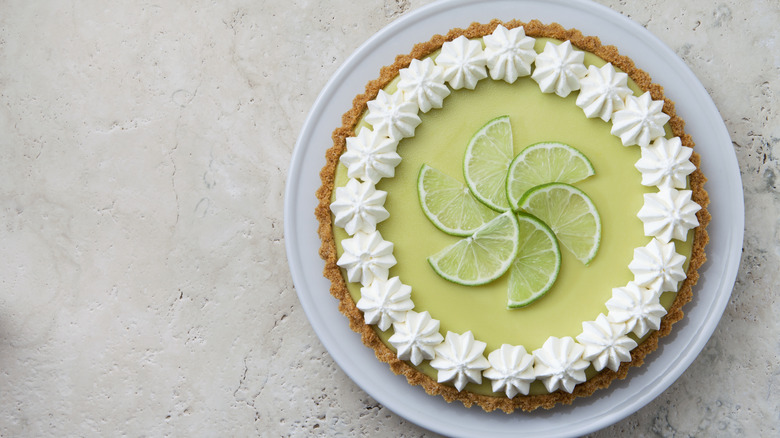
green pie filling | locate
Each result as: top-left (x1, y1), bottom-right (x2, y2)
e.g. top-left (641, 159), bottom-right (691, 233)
top-left (332, 39), bottom-right (694, 395)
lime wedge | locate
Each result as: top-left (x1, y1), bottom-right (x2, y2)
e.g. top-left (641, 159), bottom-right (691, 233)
top-left (428, 211), bottom-right (520, 286)
top-left (506, 142), bottom-right (595, 211)
top-left (518, 183), bottom-right (601, 265)
top-left (463, 115), bottom-right (514, 212)
top-left (507, 213), bottom-right (561, 308)
top-left (418, 164), bottom-right (499, 236)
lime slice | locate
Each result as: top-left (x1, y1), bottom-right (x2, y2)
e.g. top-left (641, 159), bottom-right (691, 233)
top-left (418, 164), bottom-right (499, 236)
top-left (463, 115), bottom-right (514, 212)
top-left (507, 213), bottom-right (561, 308)
top-left (518, 183), bottom-right (601, 265)
top-left (506, 142), bottom-right (595, 211)
top-left (428, 211), bottom-right (520, 286)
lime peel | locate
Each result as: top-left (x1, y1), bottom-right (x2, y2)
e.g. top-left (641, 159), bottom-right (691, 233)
top-left (428, 211), bottom-right (520, 286)
top-left (463, 115), bottom-right (514, 212)
top-left (506, 142), bottom-right (595, 211)
top-left (507, 213), bottom-right (562, 308)
top-left (417, 164), bottom-right (498, 236)
top-left (518, 182), bottom-right (601, 265)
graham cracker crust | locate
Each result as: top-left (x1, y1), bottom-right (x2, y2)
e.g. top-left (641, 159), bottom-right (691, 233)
top-left (315, 19), bottom-right (711, 413)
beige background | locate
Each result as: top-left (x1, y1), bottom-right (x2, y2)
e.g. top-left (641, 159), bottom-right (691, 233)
top-left (1, 0), bottom-right (777, 436)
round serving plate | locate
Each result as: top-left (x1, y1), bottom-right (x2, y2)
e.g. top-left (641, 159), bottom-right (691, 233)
top-left (285, 0), bottom-right (743, 436)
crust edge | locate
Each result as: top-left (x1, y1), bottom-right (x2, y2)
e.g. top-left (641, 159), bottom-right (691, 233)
top-left (314, 19), bottom-right (711, 413)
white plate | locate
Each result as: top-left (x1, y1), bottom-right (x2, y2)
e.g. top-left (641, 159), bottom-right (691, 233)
top-left (284, 0), bottom-right (743, 436)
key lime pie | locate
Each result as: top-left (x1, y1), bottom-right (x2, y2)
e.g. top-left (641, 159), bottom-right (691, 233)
top-left (316, 20), bottom-right (709, 412)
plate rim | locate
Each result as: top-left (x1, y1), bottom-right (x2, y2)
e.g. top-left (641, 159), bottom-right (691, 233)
top-left (285, 0), bottom-right (744, 436)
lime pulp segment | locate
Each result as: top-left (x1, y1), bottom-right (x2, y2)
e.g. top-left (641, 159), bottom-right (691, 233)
top-left (519, 183), bottom-right (601, 265)
top-left (506, 142), bottom-right (595, 211)
top-left (463, 115), bottom-right (514, 212)
top-left (417, 164), bottom-right (499, 236)
top-left (507, 213), bottom-right (562, 308)
top-left (427, 211), bottom-right (520, 286)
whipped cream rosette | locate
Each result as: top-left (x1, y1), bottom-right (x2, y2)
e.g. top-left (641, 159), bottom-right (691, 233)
top-left (483, 25), bottom-right (536, 83)
top-left (431, 331), bottom-right (490, 391)
top-left (435, 35), bottom-right (488, 90)
top-left (635, 136), bottom-right (697, 188)
top-left (531, 40), bottom-right (587, 97)
top-left (484, 344), bottom-right (536, 398)
top-left (337, 230), bottom-right (396, 286)
top-left (577, 314), bottom-right (638, 372)
top-left (330, 178), bottom-right (390, 236)
top-left (389, 310), bottom-right (444, 365)
top-left (611, 91), bottom-right (671, 147)
top-left (356, 276), bottom-right (414, 331)
top-left (340, 127), bottom-right (401, 183)
top-left (576, 63), bottom-right (632, 122)
top-left (365, 89), bottom-right (422, 141)
top-left (397, 58), bottom-right (450, 113)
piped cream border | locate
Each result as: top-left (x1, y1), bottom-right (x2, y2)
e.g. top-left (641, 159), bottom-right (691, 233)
top-left (315, 19), bottom-right (710, 413)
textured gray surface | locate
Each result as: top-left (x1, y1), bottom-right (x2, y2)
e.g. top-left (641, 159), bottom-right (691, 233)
top-left (0, 0), bottom-right (777, 436)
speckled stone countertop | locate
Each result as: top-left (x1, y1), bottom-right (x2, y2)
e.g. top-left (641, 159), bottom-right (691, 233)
top-left (0, 0), bottom-right (777, 436)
